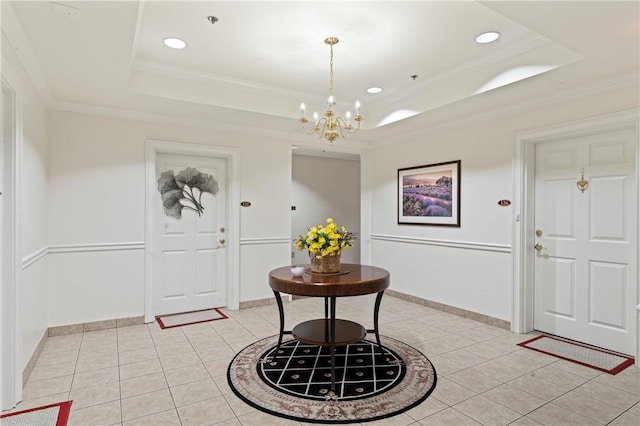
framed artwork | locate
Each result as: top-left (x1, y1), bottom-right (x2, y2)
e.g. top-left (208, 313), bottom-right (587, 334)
top-left (398, 160), bottom-right (461, 226)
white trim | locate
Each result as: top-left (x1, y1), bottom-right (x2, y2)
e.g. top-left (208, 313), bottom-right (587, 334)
top-left (240, 237), bottom-right (291, 246)
top-left (0, 64), bottom-right (23, 410)
top-left (48, 242), bottom-right (145, 254)
top-left (145, 139), bottom-right (240, 323)
top-left (21, 247), bottom-right (48, 270)
top-left (370, 233), bottom-right (511, 253)
top-left (512, 109), bottom-right (639, 365)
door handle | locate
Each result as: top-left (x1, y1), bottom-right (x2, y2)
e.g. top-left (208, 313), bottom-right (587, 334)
top-left (219, 239), bottom-right (226, 245)
top-left (534, 243), bottom-right (544, 252)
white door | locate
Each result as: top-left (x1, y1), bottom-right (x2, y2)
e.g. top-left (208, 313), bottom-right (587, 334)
top-left (153, 153), bottom-right (227, 315)
top-left (533, 129), bottom-right (637, 355)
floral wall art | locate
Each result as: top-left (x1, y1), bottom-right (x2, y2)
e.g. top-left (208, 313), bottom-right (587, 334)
top-left (157, 167), bottom-right (219, 219)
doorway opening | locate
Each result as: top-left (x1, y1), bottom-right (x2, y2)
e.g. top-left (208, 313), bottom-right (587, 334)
top-left (291, 148), bottom-right (361, 266)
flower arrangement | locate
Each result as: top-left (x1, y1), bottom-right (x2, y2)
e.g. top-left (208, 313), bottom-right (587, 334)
top-left (294, 218), bottom-right (356, 258)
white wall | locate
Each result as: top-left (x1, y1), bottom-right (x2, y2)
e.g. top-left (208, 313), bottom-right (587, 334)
top-left (46, 110), bottom-right (293, 325)
top-left (369, 84), bottom-right (639, 322)
top-left (292, 155), bottom-right (361, 265)
top-left (2, 36), bottom-right (50, 370)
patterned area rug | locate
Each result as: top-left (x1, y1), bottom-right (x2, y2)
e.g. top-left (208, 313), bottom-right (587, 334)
top-left (518, 335), bottom-right (634, 374)
top-left (227, 335), bottom-right (437, 423)
top-left (0, 401), bottom-right (72, 426)
top-left (156, 308), bottom-right (227, 329)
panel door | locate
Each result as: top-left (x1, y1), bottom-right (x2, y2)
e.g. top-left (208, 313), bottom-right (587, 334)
top-left (533, 129), bottom-right (637, 355)
top-left (153, 153), bottom-right (227, 315)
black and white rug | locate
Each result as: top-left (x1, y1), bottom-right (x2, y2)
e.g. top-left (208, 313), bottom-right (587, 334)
top-left (227, 335), bottom-right (437, 423)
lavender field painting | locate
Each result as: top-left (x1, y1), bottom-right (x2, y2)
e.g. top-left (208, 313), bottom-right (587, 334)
top-left (398, 160), bottom-right (460, 226)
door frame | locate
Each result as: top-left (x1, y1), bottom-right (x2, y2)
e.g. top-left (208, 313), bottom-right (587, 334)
top-left (145, 139), bottom-right (240, 323)
top-left (0, 69), bottom-right (23, 410)
top-left (511, 109), bottom-right (639, 364)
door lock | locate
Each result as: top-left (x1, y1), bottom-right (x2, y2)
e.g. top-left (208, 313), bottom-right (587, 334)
top-left (534, 243), bottom-right (544, 252)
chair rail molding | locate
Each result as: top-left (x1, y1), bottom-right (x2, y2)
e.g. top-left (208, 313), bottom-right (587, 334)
top-left (370, 233), bottom-right (511, 253)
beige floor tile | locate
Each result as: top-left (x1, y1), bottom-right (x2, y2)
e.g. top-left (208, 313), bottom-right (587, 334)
top-left (483, 384), bottom-right (546, 414)
top-left (204, 353), bottom-right (235, 375)
top-left (212, 417), bottom-right (242, 426)
top-left (553, 390), bottom-right (626, 424)
top-left (609, 408), bottom-right (640, 425)
top-left (509, 417), bottom-right (543, 425)
top-left (121, 388), bottom-right (175, 421)
top-left (118, 347), bottom-right (159, 365)
top-left (454, 395), bottom-right (520, 426)
top-left (122, 408), bottom-right (181, 425)
top-left (67, 399), bottom-right (121, 426)
top-left (418, 407), bottom-right (481, 425)
top-left (430, 378), bottom-right (476, 406)
top-left (41, 334), bottom-right (83, 354)
top-left (574, 380), bottom-right (640, 410)
top-left (236, 409), bottom-right (301, 425)
top-left (446, 369), bottom-right (502, 393)
top-left (71, 366), bottom-right (119, 390)
top-left (526, 403), bottom-right (600, 425)
top-left (363, 411), bottom-right (415, 425)
top-left (22, 375), bottom-right (73, 400)
top-left (28, 360), bottom-right (77, 382)
top-left (170, 378), bottom-right (222, 407)
top-left (507, 373), bottom-right (571, 401)
top-left (176, 395), bottom-right (236, 425)
top-left (196, 345), bottom-right (235, 363)
top-left (594, 366), bottom-right (640, 396)
top-left (34, 349), bottom-right (79, 366)
top-left (117, 337), bottom-right (155, 353)
top-left (164, 363), bottom-right (210, 388)
top-left (79, 343), bottom-right (118, 359)
top-left (75, 353), bottom-right (118, 373)
top-left (69, 380), bottom-right (120, 410)
top-left (528, 364), bottom-right (591, 388)
top-left (119, 358), bottom-right (163, 380)
top-left (404, 396), bottom-right (448, 421)
top-left (120, 372), bottom-right (168, 399)
top-left (158, 350), bottom-right (202, 371)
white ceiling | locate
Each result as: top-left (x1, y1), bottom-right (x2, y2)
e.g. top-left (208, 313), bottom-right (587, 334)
top-left (3, 1), bottom-right (639, 147)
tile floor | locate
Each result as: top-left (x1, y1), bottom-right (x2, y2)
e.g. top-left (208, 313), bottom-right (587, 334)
top-left (6, 295), bottom-right (640, 425)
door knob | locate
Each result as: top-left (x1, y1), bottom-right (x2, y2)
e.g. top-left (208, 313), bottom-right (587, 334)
top-left (534, 243), bottom-right (544, 252)
top-left (219, 239), bottom-right (226, 245)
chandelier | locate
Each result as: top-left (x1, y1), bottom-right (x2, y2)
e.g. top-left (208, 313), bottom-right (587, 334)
top-left (299, 37), bottom-right (362, 144)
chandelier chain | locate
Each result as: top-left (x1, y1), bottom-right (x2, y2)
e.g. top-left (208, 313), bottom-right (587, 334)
top-left (329, 43), bottom-right (334, 98)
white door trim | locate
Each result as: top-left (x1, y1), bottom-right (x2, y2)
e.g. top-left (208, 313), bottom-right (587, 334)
top-left (512, 109), bottom-right (640, 364)
top-left (0, 66), bottom-right (23, 410)
top-left (145, 139), bottom-right (240, 323)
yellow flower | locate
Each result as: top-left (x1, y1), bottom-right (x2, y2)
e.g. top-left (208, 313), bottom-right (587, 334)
top-left (293, 217), bottom-right (357, 258)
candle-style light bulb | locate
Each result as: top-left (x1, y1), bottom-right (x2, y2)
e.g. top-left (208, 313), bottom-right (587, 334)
top-left (346, 111), bottom-right (352, 125)
top-left (300, 103), bottom-right (306, 118)
top-left (313, 112), bottom-right (319, 126)
top-left (355, 101), bottom-right (361, 116)
top-left (328, 95), bottom-right (335, 107)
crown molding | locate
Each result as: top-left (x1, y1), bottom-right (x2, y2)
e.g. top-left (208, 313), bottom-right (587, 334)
top-left (1, 2), bottom-right (54, 106)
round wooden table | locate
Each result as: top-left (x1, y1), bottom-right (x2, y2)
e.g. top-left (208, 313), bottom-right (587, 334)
top-left (268, 263), bottom-right (390, 390)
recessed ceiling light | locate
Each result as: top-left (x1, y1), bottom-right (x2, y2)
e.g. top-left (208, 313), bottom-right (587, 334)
top-left (367, 87), bottom-right (383, 94)
top-left (163, 37), bottom-right (187, 49)
top-left (475, 31), bottom-right (500, 44)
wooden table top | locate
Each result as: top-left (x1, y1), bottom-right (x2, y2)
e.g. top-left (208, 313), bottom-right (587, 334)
top-left (269, 263), bottom-right (390, 297)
